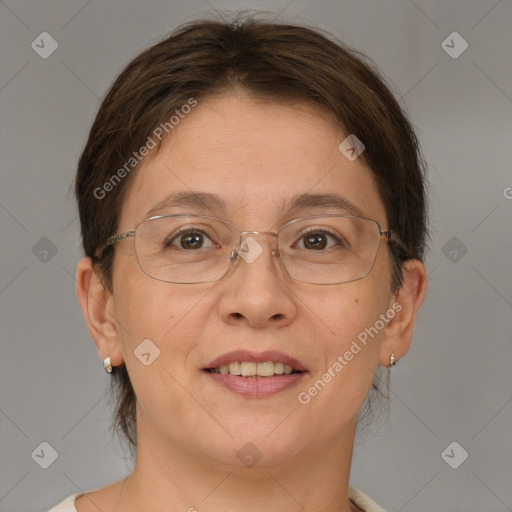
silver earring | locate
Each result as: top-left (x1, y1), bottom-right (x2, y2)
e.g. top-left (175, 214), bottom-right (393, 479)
top-left (389, 353), bottom-right (398, 367)
top-left (104, 356), bottom-right (113, 373)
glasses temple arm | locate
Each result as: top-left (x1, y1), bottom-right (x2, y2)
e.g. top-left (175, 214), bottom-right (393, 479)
top-left (106, 230), bottom-right (136, 246)
top-left (384, 230), bottom-right (414, 257)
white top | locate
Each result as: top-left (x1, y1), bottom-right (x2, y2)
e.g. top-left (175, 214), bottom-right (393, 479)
top-left (46, 485), bottom-right (387, 511)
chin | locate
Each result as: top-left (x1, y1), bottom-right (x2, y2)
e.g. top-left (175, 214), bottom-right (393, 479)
top-left (199, 423), bottom-right (308, 469)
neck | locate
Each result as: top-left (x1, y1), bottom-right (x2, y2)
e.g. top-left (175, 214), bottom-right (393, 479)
top-left (117, 415), bottom-right (360, 512)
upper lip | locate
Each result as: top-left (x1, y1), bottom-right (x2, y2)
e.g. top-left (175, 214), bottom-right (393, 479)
top-left (205, 350), bottom-right (307, 372)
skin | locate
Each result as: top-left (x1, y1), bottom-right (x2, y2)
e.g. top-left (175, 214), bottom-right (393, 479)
top-left (75, 94), bottom-right (427, 512)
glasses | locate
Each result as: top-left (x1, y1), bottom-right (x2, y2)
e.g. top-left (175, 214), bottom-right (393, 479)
top-left (104, 214), bottom-right (400, 285)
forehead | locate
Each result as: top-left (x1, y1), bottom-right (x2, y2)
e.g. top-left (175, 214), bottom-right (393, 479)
top-left (120, 94), bottom-right (387, 229)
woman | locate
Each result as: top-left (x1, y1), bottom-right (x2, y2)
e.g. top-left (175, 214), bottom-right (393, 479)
top-left (48, 15), bottom-right (428, 512)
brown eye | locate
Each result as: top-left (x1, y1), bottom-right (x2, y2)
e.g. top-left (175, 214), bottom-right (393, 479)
top-left (303, 233), bottom-right (328, 250)
top-left (295, 229), bottom-right (346, 251)
top-left (180, 232), bottom-right (205, 249)
top-left (166, 229), bottom-right (215, 250)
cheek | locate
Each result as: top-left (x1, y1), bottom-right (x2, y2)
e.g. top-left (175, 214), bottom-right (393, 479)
top-left (112, 258), bottom-right (218, 383)
top-left (320, 252), bottom-right (392, 350)
top-left (318, 287), bottom-right (386, 372)
top-left (302, 252), bottom-right (392, 401)
top-left (113, 250), bottom-right (202, 339)
top-left (111, 275), bottom-right (208, 431)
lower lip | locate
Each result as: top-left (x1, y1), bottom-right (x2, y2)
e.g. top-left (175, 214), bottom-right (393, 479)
top-left (204, 371), bottom-right (307, 398)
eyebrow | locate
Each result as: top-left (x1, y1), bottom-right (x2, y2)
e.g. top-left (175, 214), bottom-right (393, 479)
top-left (145, 191), bottom-right (233, 218)
top-left (285, 192), bottom-right (364, 217)
top-left (144, 191), bottom-right (364, 219)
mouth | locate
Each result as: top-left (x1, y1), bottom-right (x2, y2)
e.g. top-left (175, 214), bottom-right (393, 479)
top-left (202, 350), bottom-right (308, 398)
top-left (204, 361), bottom-right (302, 377)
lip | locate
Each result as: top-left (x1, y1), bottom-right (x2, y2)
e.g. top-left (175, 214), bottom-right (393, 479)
top-left (204, 350), bottom-right (307, 372)
top-left (204, 372), bottom-right (306, 398)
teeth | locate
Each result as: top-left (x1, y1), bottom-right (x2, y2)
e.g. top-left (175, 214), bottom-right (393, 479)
top-left (257, 361), bottom-right (274, 377)
top-left (274, 362), bottom-right (284, 375)
top-left (212, 361), bottom-right (299, 377)
top-left (228, 362), bottom-right (241, 375)
top-left (240, 362), bottom-right (257, 376)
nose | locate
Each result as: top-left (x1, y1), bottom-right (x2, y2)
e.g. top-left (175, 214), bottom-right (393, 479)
top-left (218, 233), bottom-right (297, 329)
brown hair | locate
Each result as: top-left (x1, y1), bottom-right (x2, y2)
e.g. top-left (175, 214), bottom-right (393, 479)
top-left (75, 14), bottom-right (428, 455)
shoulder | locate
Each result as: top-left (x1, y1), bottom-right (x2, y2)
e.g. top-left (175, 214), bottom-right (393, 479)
top-left (348, 484), bottom-right (388, 512)
top-left (44, 492), bottom-right (82, 512)
top-left (46, 478), bottom-right (125, 512)
top-left (51, 478), bottom-right (127, 512)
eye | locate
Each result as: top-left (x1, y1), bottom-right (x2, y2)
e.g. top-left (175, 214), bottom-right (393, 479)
top-left (294, 229), bottom-right (347, 251)
top-left (166, 229), bottom-right (217, 250)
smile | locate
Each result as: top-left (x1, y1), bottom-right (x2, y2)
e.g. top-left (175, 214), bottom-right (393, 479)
top-left (206, 361), bottom-right (300, 377)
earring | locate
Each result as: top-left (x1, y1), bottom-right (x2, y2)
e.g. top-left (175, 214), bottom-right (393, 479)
top-left (104, 356), bottom-right (113, 373)
top-left (389, 353), bottom-right (398, 367)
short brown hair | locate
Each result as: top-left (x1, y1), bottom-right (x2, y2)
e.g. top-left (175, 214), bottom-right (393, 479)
top-left (75, 14), bottom-right (428, 454)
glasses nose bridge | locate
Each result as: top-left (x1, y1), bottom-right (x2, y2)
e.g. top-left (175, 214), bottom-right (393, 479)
top-left (237, 230), bottom-right (279, 256)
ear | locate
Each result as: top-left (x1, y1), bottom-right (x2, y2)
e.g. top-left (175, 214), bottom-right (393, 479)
top-left (378, 259), bottom-right (428, 367)
top-left (75, 257), bottom-right (124, 368)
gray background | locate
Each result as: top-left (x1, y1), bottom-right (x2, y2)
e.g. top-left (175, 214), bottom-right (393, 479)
top-left (0, 1), bottom-right (511, 511)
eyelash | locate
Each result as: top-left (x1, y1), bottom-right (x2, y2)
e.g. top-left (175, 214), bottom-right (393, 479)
top-left (293, 228), bottom-right (347, 249)
top-left (165, 228), bottom-right (217, 248)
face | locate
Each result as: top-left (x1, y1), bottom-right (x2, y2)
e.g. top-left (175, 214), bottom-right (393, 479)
top-left (108, 94), bottom-right (397, 467)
